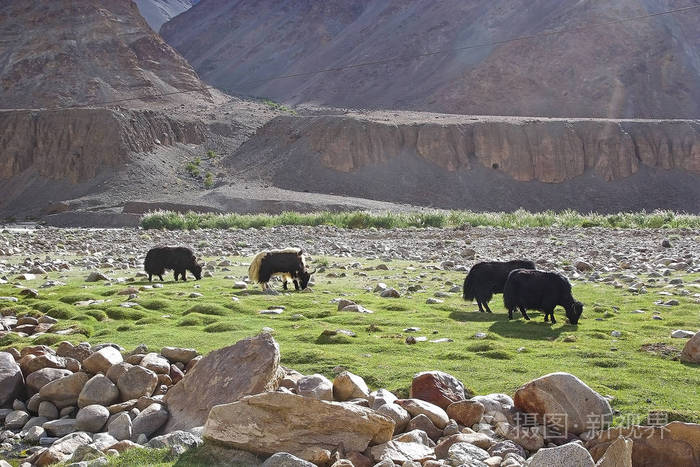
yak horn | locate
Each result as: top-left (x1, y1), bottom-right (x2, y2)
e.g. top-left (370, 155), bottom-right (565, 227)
top-left (308, 268), bottom-right (317, 275)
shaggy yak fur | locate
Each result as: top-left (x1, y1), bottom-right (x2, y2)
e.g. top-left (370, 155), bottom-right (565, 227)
top-left (462, 260), bottom-right (536, 313)
top-left (503, 269), bottom-right (584, 324)
top-left (144, 246), bottom-right (202, 282)
top-left (248, 248), bottom-right (314, 291)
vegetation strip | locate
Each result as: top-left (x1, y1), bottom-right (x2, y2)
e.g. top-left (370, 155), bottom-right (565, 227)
top-left (140, 209), bottom-right (700, 230)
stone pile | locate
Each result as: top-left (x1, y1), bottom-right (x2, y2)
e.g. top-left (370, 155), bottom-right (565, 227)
top-left (0, 339), bottom-right (201, 465)
top-left (1, 333), bottom-right (698, 467)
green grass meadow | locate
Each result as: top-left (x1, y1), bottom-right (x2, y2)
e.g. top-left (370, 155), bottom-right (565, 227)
top-left (2, 255), bottom-right (698, 432)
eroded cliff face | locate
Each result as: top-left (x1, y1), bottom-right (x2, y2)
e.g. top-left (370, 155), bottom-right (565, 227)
top-left (296, 115), bottom-right (700, 183)
top-left (0, 108), bottom-right (205, 183)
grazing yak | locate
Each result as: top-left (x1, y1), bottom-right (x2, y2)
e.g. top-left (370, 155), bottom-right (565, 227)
top-left (462, 260), bottom-right (536, 313)
top-left (144, 246), bottom-right (202, 282)
top-left (503, 269), bottom-right (583, 324)
top-left (248, 248), bottom-right (314, 291)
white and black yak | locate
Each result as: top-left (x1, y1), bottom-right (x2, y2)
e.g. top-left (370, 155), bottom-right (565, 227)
top-left (144, 246), bottom-right (203, 282)
top-left (462, 260), bottom-right (536, 313)
top-left (503, 269), bottom-right (584, 324)
top-left (248, 248), bottom-right (314, 291)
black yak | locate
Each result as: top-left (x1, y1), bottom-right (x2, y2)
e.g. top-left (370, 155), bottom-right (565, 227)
top-left (248, 248), bottom-right (314, 291)
top-left (503, 269), bottom-right (583, 324)
top-left (462, 260), bottom-right (536, 313)
top-left (144, 246), bottom-right (202, 282)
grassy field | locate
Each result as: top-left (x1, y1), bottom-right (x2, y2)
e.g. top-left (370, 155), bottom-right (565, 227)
top-left (139, 209), bottom-right (700, 231)
top-left (2, 255), bottom-right (698, 433)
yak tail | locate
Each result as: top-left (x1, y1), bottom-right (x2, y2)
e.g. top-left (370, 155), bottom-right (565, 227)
top-left (248, 251), bottom-right (267, 283)
top-left (462, 271), bottom-right (476, 301)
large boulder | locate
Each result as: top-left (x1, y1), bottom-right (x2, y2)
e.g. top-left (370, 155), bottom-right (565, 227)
top-left (410, 371), bottom-right (467, 409)
top-left (586, 422), bottom-right (700, 467)
top-left (78, 374), bottom-right (120, 408)
top-left (680, 331), bottom-right (700, 363)
top-left (513, 372), bottom-right (612, 434)
top-left (0, 352), bottom-right (24, 406)
top-left (203, 392), bottom-right (394, 464)
top-left (527, 442), bottom-right (595, 467)
top-left (163, 333), bottom-right (283, 432)
top-left (39, 371), bottom-right (90, 408)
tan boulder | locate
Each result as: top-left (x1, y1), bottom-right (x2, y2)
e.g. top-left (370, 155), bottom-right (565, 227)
top-left (333, 371), bottom-right (370, 401)
top-left (595, 436), bottom-right (632, 467)
top-left (395, 398), bottom-right (449, 429)
top-left (82, 347), bottom-right (123, 375)
top-left (680, 331), bottom-right (700, 363)
top-left (446, 400), bottom-right (485, 427)
top-left (586, 422), bottom-right (700, 467)
top-left (203, 392), bottom-right (394, 462)
top-left (513, 372), bottom-right (612, 434)
top-left (163, 333), bottom-right (283, 432)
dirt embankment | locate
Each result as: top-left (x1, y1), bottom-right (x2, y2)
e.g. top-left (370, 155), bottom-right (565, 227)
top-left (227, 112), bottom-right (700, 212)
top-left (0, 108), bottom-right (206, 183)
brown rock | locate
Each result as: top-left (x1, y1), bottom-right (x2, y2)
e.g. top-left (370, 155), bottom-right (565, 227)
top-left (107, 399), bottom-right (138, 415)
top-left (680, 331), bottom-right (700, 363)
top-left (23, 354), bottom-right (67, 374)
top-left (185, 355), bottom-right (201, 372)
top-left (586, 422), bottom-right (700, 467)
top-left (407, 414), bottom-right (442, 441)
top-left (34, 432), bottom-right (92, 466)
top-left (162, 333), bottom-right (284, 432)
top-left (410, 371), bottom-right (467, 409)
top-left (56, 342), bottom-right (92, 362)
top-left (26, 368), bottom-right (72, 394)
top-left (107, 439), bottom-right (142, 453)
top-left (446, 400), bottom-right (485, 427)
top-left (106, 362), bottom-right (132, 384)
top-left (346, 451), bottom-right (373, 467)
top-left (204, 392), bottom-right (394, 462)
top-left (140, 353), bottom-right (170, 374)
top-left (169, 364), bottom-right (184, 384)
top-left (39, 371), bottom-right (90, 408)
top-left (117, 365), bottom-right (158, 401)
top-left (78, 374), bottom-right (120, 408)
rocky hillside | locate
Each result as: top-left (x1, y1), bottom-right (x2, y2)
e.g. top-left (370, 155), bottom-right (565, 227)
top-left (161, 0), bottom-right (700, 118)
top-left (134, 0), bottom-right (198, 32)
top-left (227, 111), bottom-right (700, 212)
top-left (0, 0), bottom-right (211, 109)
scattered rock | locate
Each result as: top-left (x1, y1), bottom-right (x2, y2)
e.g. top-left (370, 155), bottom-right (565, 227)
top-left (446, 400), bottom-right (485, 427)
top-left (297, 374), bottom-right (334, 401)
top-left (527, 442), bottom-right (595, 467)
top-left (75, 404), bottom-right (110, 432)
top-left (410, 371), bottom-right (467, 409)
top-left (681, 331), bottom-right (700, 363)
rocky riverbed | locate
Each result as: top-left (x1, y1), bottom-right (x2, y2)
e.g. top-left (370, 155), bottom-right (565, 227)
top-left (0, 225), bottom-right (699, 466)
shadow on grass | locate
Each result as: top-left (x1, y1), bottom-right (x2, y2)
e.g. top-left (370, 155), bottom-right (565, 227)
top-left (448, 311), bottom-right (502, 323)
top-left (488, 317), bottom-right (577, 340)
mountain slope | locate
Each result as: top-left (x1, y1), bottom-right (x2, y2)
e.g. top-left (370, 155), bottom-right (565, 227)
top-left (161, 0), bottom-right (700, 118)
top-left (134, 0), bottom-right (198, 32)
top-left (0, 0), bottom-right (211, 109)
